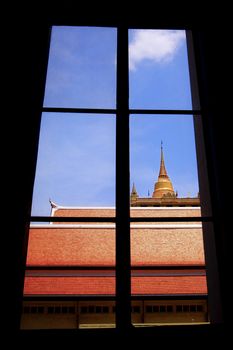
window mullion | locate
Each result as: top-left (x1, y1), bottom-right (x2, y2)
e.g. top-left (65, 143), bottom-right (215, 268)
top-left (115, 25), bottom-right (131, 329)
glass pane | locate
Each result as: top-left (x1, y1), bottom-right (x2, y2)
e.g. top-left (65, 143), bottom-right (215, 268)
top-left (130, 221), bottom-right (208, 326)
top-left (21, 224), bottom-right (116, 329)
top-left (130, 298), bottom-right (208, 326)
top-left (31, 113), bottom-right (115, 216)
top-left (130, 114), bottom-right (208, 325)
top-left (26, 224), bottom-right (116, 267)
top-left (130, 114), bottom-right (199, 203)
top-left (21, 301), bottom-right (77, 330)
top-left (44, 26), bottom-right (116, 108)
top-left (129, 29), bottom-right (192, 109)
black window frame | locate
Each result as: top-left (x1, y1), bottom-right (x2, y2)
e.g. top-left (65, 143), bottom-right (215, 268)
top-left (19, 22), bottom-right (224, 337)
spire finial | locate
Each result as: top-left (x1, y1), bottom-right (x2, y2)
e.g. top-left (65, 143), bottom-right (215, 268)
top-left (132, 182), bottom-right (137, 193)
top-left (130, 182), bottom-right (139, 200)
top-left (159, 141), bottom-right (167, 177)
top-left (49, 198), bottom-right (58, 209)
top-left (152, 143), bottom-right (175, 198)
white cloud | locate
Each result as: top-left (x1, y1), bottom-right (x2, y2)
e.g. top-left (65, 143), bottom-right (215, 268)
top-left (129, 30), bottom-right (186, 70)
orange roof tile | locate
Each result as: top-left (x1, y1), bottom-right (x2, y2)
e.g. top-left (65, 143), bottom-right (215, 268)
top-left (26, 207), bottom-right (205, 297)
top-left (53, 208), bottom-right (115, 218)
top-left (23, 275), bottom-right (207, 296)
top-left (26, 227), bottom-right (205, 266)
top-left (52, 207), bottom-right (201, 220)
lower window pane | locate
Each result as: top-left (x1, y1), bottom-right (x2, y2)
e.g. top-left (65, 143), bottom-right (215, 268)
top-left (130, 299), bottom-right (208, 325)
top-left (130, 221), bottom-right (209, 326)
top-left (21, 301), bottom-right (116, 329)
top-left (130, 216), bottom-right (209, 325)
top-left (21, 220), bottom-right (116, 329)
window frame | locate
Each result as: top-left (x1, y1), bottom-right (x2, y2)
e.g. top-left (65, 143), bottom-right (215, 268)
top-left (24, 24), bottom-right (223, 333)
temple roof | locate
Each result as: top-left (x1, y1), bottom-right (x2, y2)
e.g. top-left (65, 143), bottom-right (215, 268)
top-left (51, 206), bottom-right (201, 218)
top-left (25, 141), bottom-right (204, 299)
top-left (26, 225), bottom-right (204, 267)
top-left (24, 275), bottom-right (207, 296)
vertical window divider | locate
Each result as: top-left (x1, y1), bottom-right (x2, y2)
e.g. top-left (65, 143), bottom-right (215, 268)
top-left (115, 25), bottom-right (131, 329)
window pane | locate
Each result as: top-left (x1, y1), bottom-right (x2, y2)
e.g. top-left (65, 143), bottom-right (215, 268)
top-left (26, 225), bottom-right (116, 267)
top-left (130, 114), bottom-right (199, 203)
top-left (21, 301), bottom-right (116, 329)
top-left (130, 300), bottom-right (208, 325)
top-left (31, 113), bottom-right (115, 216)
top-left (129, 29), bottom-right (192, 109)
top-left (130, 114), bottom-right (208, 325)
top-left (43, 26), bottom-right (116, 108)
top-left (21, 223), bottom-right (116, 329)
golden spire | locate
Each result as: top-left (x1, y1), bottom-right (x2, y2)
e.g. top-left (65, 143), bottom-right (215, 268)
top-left (152, 142), bottom-right (175, 198)
top-left (130, 182), bottom-right (139, 200)
top-left (159, 141), bottom-right (168, 177)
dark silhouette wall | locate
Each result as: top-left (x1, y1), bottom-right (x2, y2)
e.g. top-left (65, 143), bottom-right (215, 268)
top-left (6, 6), bottom-right (230, 343)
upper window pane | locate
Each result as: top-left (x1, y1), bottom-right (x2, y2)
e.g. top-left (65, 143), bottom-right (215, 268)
top-left (43, 26), bottom-right (117, 108)
top-left (130, 114), bottom-right (199, 202)
top-left (31, 113), bottom-right (115, 216)
top-left (129, 29), bottom-right (192, 109)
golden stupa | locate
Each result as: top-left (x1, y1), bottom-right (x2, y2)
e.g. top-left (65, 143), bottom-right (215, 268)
top-left (152, 143), bottom-right (175, 198)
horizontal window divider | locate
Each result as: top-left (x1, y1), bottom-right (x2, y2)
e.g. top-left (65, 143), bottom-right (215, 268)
top-left (23, 294), bottom-right (208, 302)
top-left (29, 216), bottom-right (212, 223)
top-left (26, 269), bottom-right (205, 278)
top-left (131, 272), bottom-right (206, 277)
top-left (41, 107), bottom-right (202, 115)
top-left (42, 107), bottom-right (116, 114)
top-left (129, 109), bottom-right (201, 115)
top-left (25, 265), bottom-right (205, 271)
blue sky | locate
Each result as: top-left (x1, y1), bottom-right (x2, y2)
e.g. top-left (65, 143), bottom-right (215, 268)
top-left (31, 27), bottom-right (199, 216)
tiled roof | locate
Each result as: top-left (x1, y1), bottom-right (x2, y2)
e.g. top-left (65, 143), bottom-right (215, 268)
top-left (26, 207), bottom-right (206, 297)
top-left (23, 275), bottom-right (207, 296)
top-left (52, 207), bottom-right (201, 219)
top-left (52, 208), bottom-right (115, 219)
top-left (26, 227), bottom-right (205, 266)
